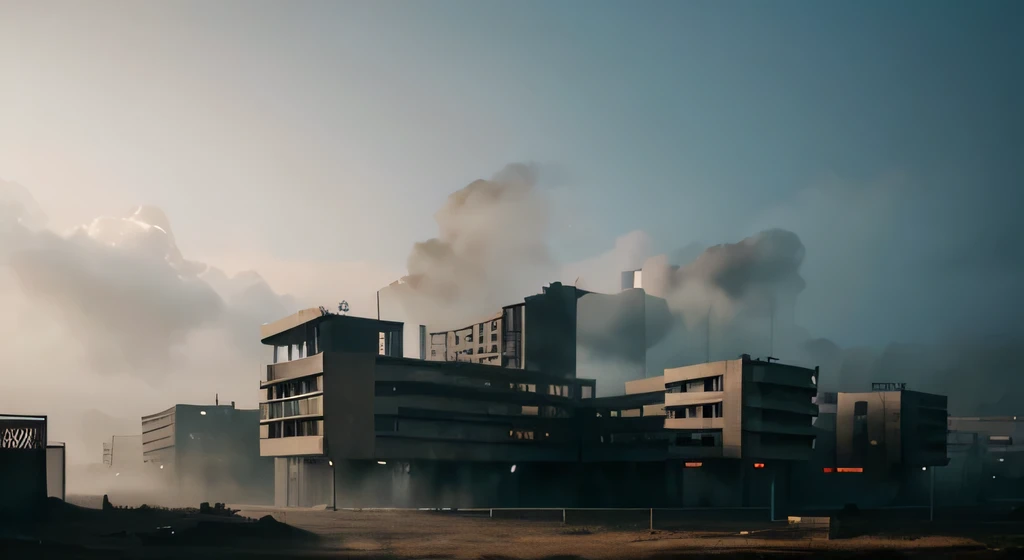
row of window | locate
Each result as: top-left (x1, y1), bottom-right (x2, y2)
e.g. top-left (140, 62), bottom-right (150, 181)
top-left (266, 376), bottom-right (322, 401)
top-left (260, 395), bottom-right (323, 420)
top-left (666, 376), bottom-right (723, 394)
top-left (667, 402), bottom-right (724, 419)
top-left (458, 344), bottom-right (499, 356)
top-left (265, 418), bottom-right (323, 438)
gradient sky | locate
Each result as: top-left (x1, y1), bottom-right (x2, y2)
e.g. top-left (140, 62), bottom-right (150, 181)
top-left (2, 0), bottom-right (1021, 348)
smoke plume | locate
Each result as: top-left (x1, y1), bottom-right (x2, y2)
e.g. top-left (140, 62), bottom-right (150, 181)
top-left (383, 163), bottom-right (557, 330)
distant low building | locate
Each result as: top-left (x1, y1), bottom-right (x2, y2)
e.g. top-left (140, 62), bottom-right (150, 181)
top-left (947, 416), bottom-right (1024, 501)
top-left (142, 403), bottom-right (272, 504)
top-left (835, 387), bottom-right (949, 471)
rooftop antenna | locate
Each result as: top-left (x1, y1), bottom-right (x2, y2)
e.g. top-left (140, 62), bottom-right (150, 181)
top-left (377, 290), bottom-right (381, 320)
top-left (339, 301), bottom-right (350, 315)
top-left (215, 393), bottom-right (219, 406)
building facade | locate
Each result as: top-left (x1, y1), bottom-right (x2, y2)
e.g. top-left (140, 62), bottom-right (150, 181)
top-left (947, 416), bottom-right (1024, 501)
top-left (260, 305), bottom-right (823, 510)
top-left (260, 307), bottom-right (604, 507)
top-left (834, 387), bottom-right (949, 471)
top-left (0, 414), bottom-right (48, 520)
top-left (142, 403), bottom-right (272, 504)
top-left (425, 282), bottom-right (672, 394)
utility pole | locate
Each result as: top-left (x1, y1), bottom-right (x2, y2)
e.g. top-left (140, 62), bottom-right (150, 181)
top-left (770, 472), bottom-right (776, 522)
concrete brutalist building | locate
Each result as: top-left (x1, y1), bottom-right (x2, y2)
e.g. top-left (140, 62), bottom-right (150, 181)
top-left (258, 305), bottom-right (821, 509)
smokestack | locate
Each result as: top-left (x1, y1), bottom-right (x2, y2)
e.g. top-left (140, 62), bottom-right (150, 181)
top-left (215, 393), bottom-right (219, 406)
top-left (231, 401), bottom-right (235, 409)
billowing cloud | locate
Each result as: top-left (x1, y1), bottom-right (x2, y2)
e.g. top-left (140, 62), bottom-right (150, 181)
top-left (382, 163), bottom-right (558, 330)
top-left (0, 180), bottom-right (297, 464)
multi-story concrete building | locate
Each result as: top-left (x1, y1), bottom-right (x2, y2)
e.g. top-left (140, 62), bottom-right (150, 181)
top-left (426, 282), bottom-right (672, 394)
top-left (622, 356), bottom-right (819, 461)
top-left (427, 311), bottom-right (503, 365)
top-left (834, 386), bottom-right (949, 471)
top-left (259, 306), bottom-right (603, 507)
top-left (258, 305), bottom-right (823, 510)
top-left (142, 403), bottom-right (272, 504)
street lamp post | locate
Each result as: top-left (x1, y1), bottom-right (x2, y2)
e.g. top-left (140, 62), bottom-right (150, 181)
top-left (929, 466), bottom-right (935, 522)
top-left (329, 460), bottom-right (336, 511)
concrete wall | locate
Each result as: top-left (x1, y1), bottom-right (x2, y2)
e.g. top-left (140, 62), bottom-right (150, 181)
top-left (46, 444), bottom-right (65, 500)
top-left (665, 359), bottom-right (743, 459)
top-left (323, 352), bottom-right (377, 460)
top-left (524, 283), bottom-right (578, 378)
top-left (276, 456), bottom-right (333, 508)
top-left (836, 391), bottom-right (903, 469)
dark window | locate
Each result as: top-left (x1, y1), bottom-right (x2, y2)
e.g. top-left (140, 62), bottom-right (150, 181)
top-left (703, 404), bottom-right (714, 418)
top-left (479, 324), bottom-right (484, 335)
top-left (430, 349), bottom-right (436, 357)
top-left (491, 321), bottom-right (498, 330)
top-left (478, 347), bottom-right (484, 354)
top-left (467, 334), bottom-right (473, 342)
top-left (455, 335), bottom-right (460, 344)
top-left (491, 333), bottom-right (498, 342)
top-left (491, 344), bottom-right (498, 353)
top-left (466, 348), bottom-right (473, 355)
top-left (701, 435), bottom-right (716, 447)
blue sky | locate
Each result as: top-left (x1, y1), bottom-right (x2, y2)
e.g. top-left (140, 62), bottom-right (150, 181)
top-left (1, 0), bottom-right (1021, 347)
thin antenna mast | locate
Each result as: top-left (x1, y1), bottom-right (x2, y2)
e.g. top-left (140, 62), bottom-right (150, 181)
top-left (377, 291), bottom-right (381, 320)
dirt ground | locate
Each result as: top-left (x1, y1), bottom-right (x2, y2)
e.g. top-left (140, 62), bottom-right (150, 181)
top-left (5, 500), bottom-right (1024, 559)
top-left (231, 506), bottom-right (1019, 560)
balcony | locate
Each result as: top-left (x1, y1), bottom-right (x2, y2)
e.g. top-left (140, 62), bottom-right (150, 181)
top-left (665, 417), bottom-right (726, 431)
top-left (263, 353), bottom-right (324, 386)
top-left (665, 391), bottom-right (724, 408)
top-left (259, 435), bottom-right (324, 457)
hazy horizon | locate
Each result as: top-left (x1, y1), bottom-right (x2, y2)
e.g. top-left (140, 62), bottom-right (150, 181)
top-left (2, 0), bottom-right (1022, 470)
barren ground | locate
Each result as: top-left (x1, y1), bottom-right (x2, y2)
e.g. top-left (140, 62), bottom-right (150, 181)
top-left (4, 498), bottom-right (1024, 559)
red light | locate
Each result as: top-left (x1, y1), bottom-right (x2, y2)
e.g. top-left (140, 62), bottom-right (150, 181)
top-left (753, 462), bottom-right (765, 469)
top-left (836, 467), bottom-right (864, 473)
top-left (684, 462), bottom-right (703, 468)
top-left (822, 467), bottom-right (834, 473)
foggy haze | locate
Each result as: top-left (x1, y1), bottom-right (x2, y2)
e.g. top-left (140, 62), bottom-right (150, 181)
top-left (2, 0), bottom-right (1022, 494)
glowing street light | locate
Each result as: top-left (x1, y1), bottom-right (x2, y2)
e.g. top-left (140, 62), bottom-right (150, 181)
top-left (377, 461), bottom-right (387, 465)
top-left (200, 411), bottom-right (207, 416)
top-left (510, 465), bottom-right (517, 473)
